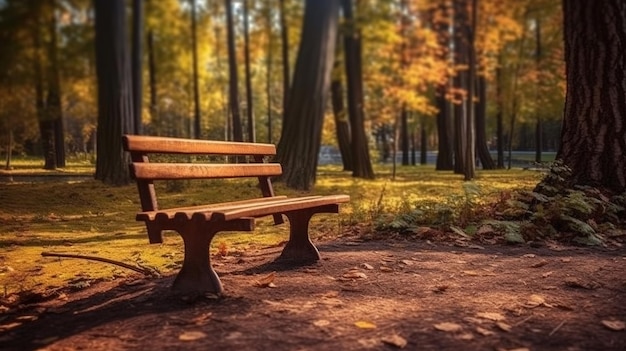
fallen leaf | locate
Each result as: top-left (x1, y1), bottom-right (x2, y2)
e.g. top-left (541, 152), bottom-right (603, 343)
top-left (380, 266), bottom-right (394, 272)
top-left (530, 260), bottom-right (549, 268)
top-left (496, 322), bottom-right (512, 332)
top-left (253, 271), bottom-right (276, 288)
top-left (434, 322), bottom-right (463, 332)
top-left (191, 312), bottom-right (212, 325)
top-left (179, 331), bottom-right (207, 341)
top-left (382, 334), bottom-right (408, 348)
top-left (355, 321), bottom-right (377, 329)
top-left (399, 260), bottom-right (413, 266)
top-left (521, 254), bottom-right (536, 258)
top-left (0, 322), bottom-right (22, 331)
top-left (468, 244), bottom-right (485, 250)
top-left (457, 333), bottom-right (474, 340)
top-left (477, 312), bottom-right (506, 321)
top-left (313, 319), bottom-right (331, 327)
top-left (342, 271), bottom-right (368, 280)
top-left (524, 294), bottom-right (546, 308)
top-left (360, 263), bottom-right (374, 270)
top-left (561, 258), bottom-right (571, 262)
top-left (463, 270), bottom-right (480, 276)
top-left (542, 271), bottom-right (554, 278)
top-left (475, 326), bottom-right (494, 336)
top-left (432, 285), bottom-right (449, 293)
top-left (601, 320), bottom-right (625, 331)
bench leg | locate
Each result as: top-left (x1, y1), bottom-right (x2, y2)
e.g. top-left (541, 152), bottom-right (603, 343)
top-left (277, 209), bottom-right (321, 264)
top-left (173, 224), bottom-right (223, 296)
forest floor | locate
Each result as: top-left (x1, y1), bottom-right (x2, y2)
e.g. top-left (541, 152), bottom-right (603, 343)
top-left (1, 233), bottom-right (625, 351)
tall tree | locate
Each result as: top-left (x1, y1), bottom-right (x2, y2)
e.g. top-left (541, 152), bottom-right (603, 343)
top-left (434, 1), bottom-right (454, 171)
top-left (279, 0), bottom-right (290, 117)
top-left (46, 0), bottom-right (65, 168)
top-left (534, 14), bottom-right (542, 163)
top-left (132, 0), bottom-right (144, 135)
top-left (556, 0), bottom-right (626, 193)
top-left (225, 0), bottom-right (243, 141)
top-left (276, 0), bottom-right (339, 190)
top-left (331, 49), bottom-right (353, 171)
top-left (190, 0), bottom-right (201, 139)
top-left (93, 0), bottom-right (134, 185)
top-left (341, 0), bottom-right (374, 179)
top-left (243, 0), bottom-right (255, 142)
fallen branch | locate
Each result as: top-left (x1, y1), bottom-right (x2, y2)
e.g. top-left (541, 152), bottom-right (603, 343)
top-left (549, 320), bottom-right (566, 336)
top-left (41, 252), bottom-right (160, 278)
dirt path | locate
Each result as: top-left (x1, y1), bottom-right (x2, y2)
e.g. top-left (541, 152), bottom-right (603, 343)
top-left (1, 236), bottom-right (625, 351)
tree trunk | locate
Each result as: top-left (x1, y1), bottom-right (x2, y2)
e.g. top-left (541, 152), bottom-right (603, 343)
top-left (266, 0), bottom-right (273, 143)
top-left (331, 57), bottom-right (353, 171)
top-left (475, 75), bottom-right (495, 169)
top-left (420, 118), bottom-right (428, 165)
top-left (463, 0), bottom-right (476, 180)
top-left (190, 0), bottom-right (201, 139)
top-left (341, 0), bottom-right (374, 179)
top-left (275, 0), bottom-right (339, 190)
top-left (132, 0), bottom-right (144, 135)
top-left (243, 0), bottom-right (255, 142)
top-left (557, 0), bottom-right (626, 193)
top-left (434, 1), bottom-right (454, 171)
top-left (94, 0), bottom-right (134, 185)
top-left (279, 0), bottom-right (290, 117)
top-left (46, 0), bottom-right (65, 168)
top-left (400, 106), bottom-right (409, 166)
top-left (225, 0), bottom-right (243, 142)
top-left (147, 29), bottom-right (158, 134)
top-left (534, 15), bottom-right (542, 163)
top-left (495, 65), bottom-right (505, 168)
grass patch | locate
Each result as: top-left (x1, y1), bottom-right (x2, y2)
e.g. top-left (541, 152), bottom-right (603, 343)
top-left (0, 163), bottom-right (542, 296)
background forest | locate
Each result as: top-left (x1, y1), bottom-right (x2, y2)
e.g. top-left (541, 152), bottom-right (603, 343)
top-left (0, 0), bottom-right (565, 179)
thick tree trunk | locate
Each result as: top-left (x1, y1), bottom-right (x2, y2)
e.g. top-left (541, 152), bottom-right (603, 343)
top-left (266, 1), bottom-right (273, 143)
top-left (46, 0), bottom-right (65, 168)
top-left (276, 0), bottom-right (339, 190)
top-left (534, 16), bottom-right (542, 163)
top-left (94, 0), bottom-right (134, 185)
top-left (341, 0), bottom-right (374, 179)
top-left (225, 0), bottom-right (243, 142)
top-left (434, 1), bottom-right (454, 171)
top-left (557, 0), bottom-right (626, 193)
top-left (132, 0), bottom-right (143, 135)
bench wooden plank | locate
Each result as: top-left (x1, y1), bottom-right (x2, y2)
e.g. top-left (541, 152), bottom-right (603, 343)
top-left (136, 196), bottom-right (288, 221)
top-left (123, 135), bottom-right (276, 156)
top-left (131, 163), bottom-right (283, 180)
top-left (212, 195), bottom-right (351, 221)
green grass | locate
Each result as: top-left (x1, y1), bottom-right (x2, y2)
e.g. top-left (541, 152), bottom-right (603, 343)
top-left (0, 162), bottom-right (543, 296)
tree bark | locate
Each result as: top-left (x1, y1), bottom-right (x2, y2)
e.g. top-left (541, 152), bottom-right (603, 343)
top-left (275, 0), bottom-right (339, 190)
top-left (495, 64), bottom-right (505, 168)
top-left (331, 57), bottom-right (353, 171)
top-left (434, 0), bottom-right (454, 171)
top-left (557, 0), bottom-right (626, 193)
top-left (94, 0), bottom-right (134, 185)
top-left (475, 75), bottom-right (495, 169)
top-left (225, 0), bottom-right (243, 142)
top-left (279, 0), bottom-right (290, 117)
top-left (132, 0), bottom-right (144, 135)
top-left (190, 0), bottom-right (201, 139)
top-left (243, 0), bottom-right (255, 142)
top-left (341, 0), bottom-right (374, 179)
top-left (147, 29), bottom-right (158, 134)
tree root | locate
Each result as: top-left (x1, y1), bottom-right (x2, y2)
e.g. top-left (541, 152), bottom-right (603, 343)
top-left (41, 252), bottom-right (161, 278)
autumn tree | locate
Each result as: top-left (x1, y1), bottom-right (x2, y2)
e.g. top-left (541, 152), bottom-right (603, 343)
top-left (276, 0), bottom-right (339, 190)
top-left (555, 0), bottom-right (626, 193)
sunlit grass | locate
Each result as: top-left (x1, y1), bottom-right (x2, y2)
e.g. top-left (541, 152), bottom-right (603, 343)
top-left (0, 162), bottom-right (544, 296)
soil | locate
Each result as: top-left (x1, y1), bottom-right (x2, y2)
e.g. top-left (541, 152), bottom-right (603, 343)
top-left (1, 234), bottom-right (625, 351)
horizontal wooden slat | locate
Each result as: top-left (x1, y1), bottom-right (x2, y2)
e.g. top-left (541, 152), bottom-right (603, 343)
top-left (136, 196), bottom-right (290, 221)
top-left (123, 135), bottom-right (276, 156)
top-left (212, 195), bottom-right (351, 221)
top-left (131, 163), bottom-right (282, 180)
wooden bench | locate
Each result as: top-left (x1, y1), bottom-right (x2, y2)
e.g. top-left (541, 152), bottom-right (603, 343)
top-left (122, 135), bottom-right (350, 296)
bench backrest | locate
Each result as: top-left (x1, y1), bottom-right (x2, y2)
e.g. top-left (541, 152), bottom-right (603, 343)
top-left (122, 135), bottom-right (282, 213)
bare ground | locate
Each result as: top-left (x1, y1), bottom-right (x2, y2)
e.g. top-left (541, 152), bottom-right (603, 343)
top-left (1, 235), bottom-right (625, 351)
